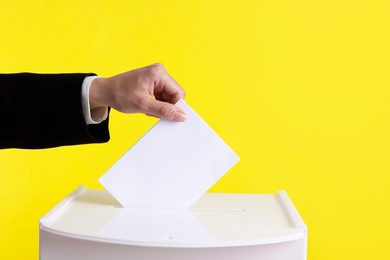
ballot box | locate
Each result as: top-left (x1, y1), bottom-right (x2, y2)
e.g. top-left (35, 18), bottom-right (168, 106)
top-left (39, 186), bottom-right (307, 260)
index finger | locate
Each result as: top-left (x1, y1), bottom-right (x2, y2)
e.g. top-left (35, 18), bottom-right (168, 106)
top-left (155, 71), bottom-right (186, 104)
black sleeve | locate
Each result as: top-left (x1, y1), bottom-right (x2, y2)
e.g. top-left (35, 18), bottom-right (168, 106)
top-left (0, 73), bottom-right (110, 149)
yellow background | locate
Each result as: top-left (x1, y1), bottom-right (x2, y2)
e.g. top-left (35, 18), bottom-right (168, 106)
top-left (0, 0), bottom-right (389, 259)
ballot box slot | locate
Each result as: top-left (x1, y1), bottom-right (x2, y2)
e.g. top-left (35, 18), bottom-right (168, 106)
top-left (190, 208), bottom-right (245, 212)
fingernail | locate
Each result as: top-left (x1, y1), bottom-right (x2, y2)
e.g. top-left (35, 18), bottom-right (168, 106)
top-left (174, 111), bottom-right (186, 122)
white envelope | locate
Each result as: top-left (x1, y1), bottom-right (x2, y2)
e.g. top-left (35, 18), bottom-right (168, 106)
top-left (99, 99), bottom-right (239, 209)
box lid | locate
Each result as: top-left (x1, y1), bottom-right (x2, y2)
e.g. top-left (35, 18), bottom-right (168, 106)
top-left (40, 186), bottom-right (306, 248)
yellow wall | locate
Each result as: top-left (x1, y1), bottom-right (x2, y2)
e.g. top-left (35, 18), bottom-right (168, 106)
top-left (0, 0), bottom-right (389, 259)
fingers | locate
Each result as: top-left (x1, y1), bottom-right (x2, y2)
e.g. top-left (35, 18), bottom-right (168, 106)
top-left (143, 98), bottom-right (186, 122)
top-left (142, 65), bottom-right (186, 121)
top-left (149, 63), bottom-right (185, 103)
top-left (163, 73), bottom-right (186, 103)
top-left (104, 63), bottom-right (187, 120)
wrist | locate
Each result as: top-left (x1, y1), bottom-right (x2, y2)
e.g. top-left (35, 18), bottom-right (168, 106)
top-left (90, 77), bottom-right (110, 110)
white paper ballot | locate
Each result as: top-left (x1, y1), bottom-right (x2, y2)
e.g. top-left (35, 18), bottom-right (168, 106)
top-left (99, 99), bottom-right (239, 209)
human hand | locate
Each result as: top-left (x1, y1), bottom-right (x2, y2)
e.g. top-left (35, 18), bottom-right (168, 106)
top-left (89, 63), bottom-right (186, 122)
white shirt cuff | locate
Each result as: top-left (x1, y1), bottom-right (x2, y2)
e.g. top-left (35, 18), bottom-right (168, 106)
top-left (81, 76), bottom-right (108, 125)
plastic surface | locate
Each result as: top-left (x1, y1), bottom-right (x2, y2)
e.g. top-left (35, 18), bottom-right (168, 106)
top-left (40, 187), bottom-right (307, 248)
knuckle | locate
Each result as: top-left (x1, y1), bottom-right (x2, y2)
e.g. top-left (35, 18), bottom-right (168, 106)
top-left (149, 63), bottom-right (166, 76)
top-left (152, 62), bottom-right (165, 70)
top-left (180, 88), bottom-right (186, 98)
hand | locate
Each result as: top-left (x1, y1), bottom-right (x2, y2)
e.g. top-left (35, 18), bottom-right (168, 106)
top-left (89, 63), bottom-right (186, 122)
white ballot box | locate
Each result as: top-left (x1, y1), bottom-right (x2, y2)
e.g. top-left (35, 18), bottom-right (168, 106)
top-left (39, 186), bottom-right (307, 260)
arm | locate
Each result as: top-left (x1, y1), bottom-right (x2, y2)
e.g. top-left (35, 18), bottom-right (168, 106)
top-left (0, 63), bottom-right (185, 149)
top-left (0, 73), bottom-right (110, 149)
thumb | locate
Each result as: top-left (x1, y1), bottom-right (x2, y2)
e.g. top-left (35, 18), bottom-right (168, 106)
top-left (144, 99), bottom-right (186, 122)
